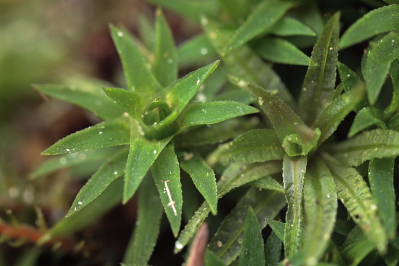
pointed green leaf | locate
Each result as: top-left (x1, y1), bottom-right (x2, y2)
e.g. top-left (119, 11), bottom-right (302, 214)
top-left (178, 34), bottom-right (216, 67)
top-left (218, 162), bottom-right (283, 197)
top-left (211, 129), bottom-right (284, 165)
top-left (110, 25), bottom-right (161, 98)
top-left (123, 176), bottom-right (163, 266)
top-left (299, 13), bottom-right (340, 124)
top-left (175, 163), bottom-right (282, 253)
top-left (270, 17), bottom-right (316, 37)
top-left (253, 176), bottom-right (284, 193)
top-left (254, 37), bottom-right (311, 66)
top-left (303, 159), bottom-right (337, 266)
top-left (202, 18), bottom-right (294, 105)
top-left (340, 4), bottom-right (399, 49)
top-left (362, 32), bottom-right (399, 104)
top-left (163, 61), bottom-right (220, 126)
top-left (42, 179), bottom-right (122, 239)
top-left (385, 60), bottom-right (399, 115)
top-left (348, 107), bottom-right (385, 138)
top-left (337, 63), bottom-right (359, 94)
top-left (179, 101), bottom-right (258, 130)
top-left (323, 155), bottom-right (387, 252)
top-left (268, 220), bottom-right (285, 242)
top-left (369, 158), bottom-right (396, 239)
top-left (103, 88), bottom-right (143, 119)
top-left (30, 150), bottom-right (109, 179)
top-left (225, 0), bottom-right (295, 53)
top-left (180, 155), bottom-right (218, 215)
top-left (123, 133), bottom-right (172, 203)
top-left (232, 78), bottom-right (320, 156)
top-left (138, 15), bottom-right (156, 51)
top-left (66, 149), bottom-right (128, 216)
top-left (330, 129), bottom-right (399, 166)
top-left (151, 144), bottom-right (182, 237)
top-left (209, 188), bottom-right (286, 264)
top-left (283, 155), bottom-right (307, 258)
top-left (153, 10), bottom-right (178, 87)
top-left (265, 232), bottom-right (283, 266)
top-left (34, 81), bottom-right (124, 120)
top-left (314, 81), bottom-right (365, 144)
top-left (148, 0), bottom-right (218, 22)
top-left (238, 208), bottom-right (265, 266)
top-left (43, 118), bottom-right (130, 155)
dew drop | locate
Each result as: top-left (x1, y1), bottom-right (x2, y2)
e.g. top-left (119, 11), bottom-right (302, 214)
top-left (196, 93), bottom-right (207, 102)
top-left (153, 150), bottom-right (158, 155)
top-left (175, 241), bottom-right (183, 250)
top-left (258, 97), bottom-right (264, 105)
top-left (167, 58), bottom-right (173, 64)
top-left (78, 201), bottom-right (83, 205)
top-left (196, 79), bottom-right (201, 85)
top-left (117, 31), bottom-right (124, 37)
top-left (98, 131), bottom-right (103, 135)
top-left (216, 241), bottom-right (223, 248)
top-left (200, 47), bottom-right (208, 55)
top-left (114, 171), bottom-right (119, 175)
top-left (66, 148), bottom-right (71, 152)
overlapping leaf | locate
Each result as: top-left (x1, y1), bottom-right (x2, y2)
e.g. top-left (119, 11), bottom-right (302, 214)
top-left (283, 155), bottom-right (307, 258)
top-left (299, 13), bottom-right (340, 124)
top-left (123, 177), bottom-right (163, 266)
top-left (340, 4), bottom-right (399, 48)
top-left (330, 129), bottom-right (399, 166)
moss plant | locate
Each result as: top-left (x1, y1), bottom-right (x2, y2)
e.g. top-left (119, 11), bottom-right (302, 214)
top-left (33, 1), bottom-right (399, 265)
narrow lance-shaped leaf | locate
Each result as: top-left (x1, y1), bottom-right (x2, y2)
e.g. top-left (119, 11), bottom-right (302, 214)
top-left (268, 220), bottom-right (285, 242)
top-left (179, 101), bottom-right (258, 130)
top-left (180, 155), bottom-right (218, 215)
top-left (362, 32), bottom-right (399, 104)
top-left (123, 123), bottom-right (172, 203)
top-left (209, 188), bottom-right (286, 265)
top-left (110, 25), bottom-right (161, 99)
top-left (348, 107), bottom-right (385, 138)
top-left (177, 34), bottom-right (216, 68)
top-left (340, 4), bottom-right (399, 49)
top-left (369, 158), bottom-right (396, 239)
top-left (323, 154), bottom-right (387, 252)
top-left (231, 77), bottom-right (320, 156)
top-left (330, 129), bottom-right (399, 166)
top-left (303, 158), bottom-right (337, 266)
top-left (253, 176), bottom-right (284, 194)
top-left (385, 60), bottom-right (399, 115)
top-left (299, 13), bottom-right (340, 124)
top-left (153, 9), bottom-right (178, 87)
top-left (209, 129), bottom-right (284, 165)
top-left (148, 0), bottom-right (218, 22)
top-left (34, 80), bottom-right (124, 120)
top-left (138, 15), bottom-right (156, 51)
top-left (269, 17), bottom-right (316, 37)
top-left (337, 62), bottom-right (359, 94)
top-left (123, 176), bottom-right (163, 266)
top-left (42, 117), bottom-right (130, 155)
top-left (254, 37), bottom-right (311, 66)
top-left (66, 149), bottom-right (128, 216)
top-left (202, 17), bottom-right (294, 106)
top-left (283, 155), bottom-right (307, 258)
top-left (238, 208), bottom-right (266, 266)
top-left (314, 81), bottom-right (365, 144)
top-left (103, 88), bottom-right (143, 120)
top-left (225, 0), bottom-right (295, 53)
top-left (30, 150), bottom-right (109, 179)
top-left (175, 162), bottom-right (282, 253)
top-left (151, 143), bottom-right (183, 237)
top-left (41, 179), bottom-right (122, 240)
